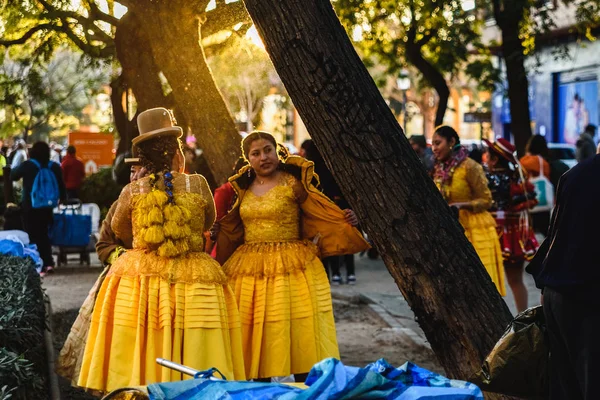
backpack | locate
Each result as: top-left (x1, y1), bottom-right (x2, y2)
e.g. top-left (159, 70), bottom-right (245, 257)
top-left (30, 159), bottom-right (60, 209)
top-left (529, 156), bottom-right (554, 214)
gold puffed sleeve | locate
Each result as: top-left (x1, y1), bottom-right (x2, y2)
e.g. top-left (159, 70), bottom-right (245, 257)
top-left (190, 174), bottom-right (216, 231)
top-left (111, 183), bottom-right (134, 249)
top-left (290, 175), bottom-right (309, 204)
top-left (465, 159), bottom-right (493, 213)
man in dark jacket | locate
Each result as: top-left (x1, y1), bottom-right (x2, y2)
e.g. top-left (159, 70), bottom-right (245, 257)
top-left (11, 141), bottom-right (66, 274)
top-left (527, 153), bottom-right (600, 399)
top-left (575, 124), bottom-right (596, 163)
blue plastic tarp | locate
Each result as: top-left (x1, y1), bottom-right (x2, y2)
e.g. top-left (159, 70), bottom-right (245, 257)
top-left (0, 238), bottom-right (43, 272)
top-left (148, 358), bottom-right (483, 400)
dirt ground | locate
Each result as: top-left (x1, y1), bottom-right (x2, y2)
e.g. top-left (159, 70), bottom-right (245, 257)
top-left (46, 269), bottom-right (440, 399)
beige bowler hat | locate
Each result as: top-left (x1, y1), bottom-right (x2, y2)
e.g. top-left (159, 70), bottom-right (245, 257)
top-left (132, 107), bottom-right (182, 148)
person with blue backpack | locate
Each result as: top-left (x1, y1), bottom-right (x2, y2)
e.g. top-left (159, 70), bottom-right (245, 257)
top-left (11, 141), bottom-right (66, 276)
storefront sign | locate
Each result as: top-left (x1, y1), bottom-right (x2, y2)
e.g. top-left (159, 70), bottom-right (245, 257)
top-left (68, 131), bottom-right (114, 175)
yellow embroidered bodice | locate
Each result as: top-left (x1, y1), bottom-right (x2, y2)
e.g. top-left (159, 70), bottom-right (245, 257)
top-left (112, 173), bottom-right (215, 254)
top-left (442, 158), bottom-right (493, 213)
top-left (240, 175), bottom-right (301, 243)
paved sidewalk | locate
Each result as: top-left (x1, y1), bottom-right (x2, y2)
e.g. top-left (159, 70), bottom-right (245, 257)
top-left (330, 254), bottom-right (542, 346)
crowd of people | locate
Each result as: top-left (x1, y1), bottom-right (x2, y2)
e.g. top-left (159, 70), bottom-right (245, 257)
top-left (2, 140), bottom-right (88, 276)
top-left (409, 126), bottom-right (577, 312)
top-left (415, 125), bottom-right (599, 399)
top-left (3, 110), bottom-right (596, 397)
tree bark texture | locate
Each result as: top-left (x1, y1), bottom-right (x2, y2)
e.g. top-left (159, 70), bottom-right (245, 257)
top-left (243, 0), bottom-right (513, 380)
top-left (127, 2), bottom-right (241, 185)
top-left (110, 75), bottom-right (132, 156)
top-left (114, 12), bottom-right (172, 154)
top-left (495, 0), bottom-right (532, 156)
top-left (116, 12), bottom-right (172, 112)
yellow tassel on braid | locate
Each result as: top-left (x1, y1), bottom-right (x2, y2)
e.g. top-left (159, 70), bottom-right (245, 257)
top-left (132, 183), bottom-right (197, 257)
top-left (147, 206), bottom-right (164, 225)
top-left (158, 240), bottom-right (178, 258)
top-left (181, 207), bottom-right (192, 221)
top-left (137, 213), bottom-right (148, 229)
top-left (164, 221), bottom-right (183, 239)
top-left (144, 225), bottom-right (165, 244)
top-left (146, 190), bottom-right (169, 207)
top-left (163, 204), bottom-right (184, 223)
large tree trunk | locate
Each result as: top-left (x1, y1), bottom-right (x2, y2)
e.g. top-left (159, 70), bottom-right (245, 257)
top-left (110, 75), bottom-right (132, 156)
top-left (495, 0), bottom-right (532, 156)
top-left (243, 0), bottom-right (513, 380)
top-left (405, 43), bottom-right (450, 127)
top-left (114, 11), bottom-right (172, 154)
top-left (126, 2), bottom-right (241, 185)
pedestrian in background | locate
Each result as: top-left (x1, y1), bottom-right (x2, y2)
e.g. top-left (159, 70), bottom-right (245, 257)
top-left (50, 142), bottom-right (62, 164)
top-left (520, 135), bottom-right (552, 234)
top-left (576, 124), bottom-right (597, 163)
top-left (485, 138), bottom-right (539, 312)
top-left (11, 141), bottom-right (66, 275)
top-left (10, 139), bottom-right (28, 169)
top-left (409, 135), bottom-right (434, 172)
top-left (61, 145), bottom-right (86, 199)
top-left (527, 152), bottom-right (600, 399)
top-left (432, 126), bottom-right (505, 296)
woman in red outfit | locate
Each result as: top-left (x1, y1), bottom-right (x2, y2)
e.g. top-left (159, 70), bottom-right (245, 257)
top-left (485, 138), bottom-right (539, 312)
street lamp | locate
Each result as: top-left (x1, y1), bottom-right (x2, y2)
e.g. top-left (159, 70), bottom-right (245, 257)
top-left (397, 70), bottom-right (411, 133)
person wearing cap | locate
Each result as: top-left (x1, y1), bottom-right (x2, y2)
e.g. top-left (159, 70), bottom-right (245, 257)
top-left (485, 138), bottom-right (539, 312)
top-left (61, 108), bottom-right (245, 392)
top-left (57, 154), bottom-right (144, 386)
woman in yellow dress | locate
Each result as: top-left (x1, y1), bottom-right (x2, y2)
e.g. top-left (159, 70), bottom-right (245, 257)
top-left (71, 108), bottom-right (245, 392)
top-left (431, 126), bottom-right (506, 296)
top-left (215, 131), bottom-right (369, 381)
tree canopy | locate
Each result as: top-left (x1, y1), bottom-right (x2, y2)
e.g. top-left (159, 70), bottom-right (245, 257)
top-left (208, 35), bottom-right (277, 132)
top-left (335, 0), bottom-right (497, 126)
top-left (0, 49), bottom-right (109, 141)
top-left (0, 0), bottom-right (253, 183)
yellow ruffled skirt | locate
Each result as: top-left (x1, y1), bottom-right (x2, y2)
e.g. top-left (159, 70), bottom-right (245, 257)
top-left (76, 250), bottom-right (246, 392)
top-left (459, 210), bottom-right (506, 296)
top-left (223, 240), bottom-right (339, 379)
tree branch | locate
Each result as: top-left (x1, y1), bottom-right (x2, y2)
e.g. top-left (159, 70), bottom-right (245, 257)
top-left (0, 24), bottom-right (56, 47)
top-left (201, 1), bottom-right (251, 38)
top-left (492, 0), bottom-right (503, 26)
top-left (407, 0), bottom-right (417, 44)
top-left (84, 0), bottom-right (120, 26)
top-left (416, 29), bottom-right (437, 47)
top-left (37, 0), bottom-right (115, 56)
top-left (58, 23), bottom-right (115, 58)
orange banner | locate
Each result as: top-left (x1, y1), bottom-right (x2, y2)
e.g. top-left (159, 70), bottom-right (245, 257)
top-left (68, 131), bottom-right (114, 175)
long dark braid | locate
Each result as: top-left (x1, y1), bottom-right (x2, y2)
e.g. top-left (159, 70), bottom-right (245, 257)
top-left (136, 136), bottom-right (181, 204)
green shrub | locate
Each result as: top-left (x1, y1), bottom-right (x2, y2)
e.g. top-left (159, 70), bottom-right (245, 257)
top-left (0, 255), bottom-right (48, 399)
top-left (79, 167), bottom-right (123, 220)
